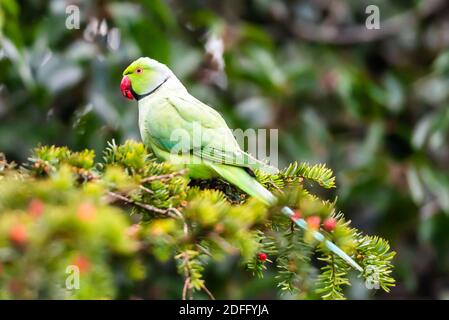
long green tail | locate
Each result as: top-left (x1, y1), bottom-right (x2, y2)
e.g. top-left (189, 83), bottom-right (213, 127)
top-left (209, 163), bottom-right (363, 272)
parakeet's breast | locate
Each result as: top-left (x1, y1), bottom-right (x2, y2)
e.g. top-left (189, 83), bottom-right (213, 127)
top-left (138, 94), bottom-right (168, 155)
top-left (137, 91), bottom-right (192, 156)
top-left (137, 91), bottom-right (217, 179)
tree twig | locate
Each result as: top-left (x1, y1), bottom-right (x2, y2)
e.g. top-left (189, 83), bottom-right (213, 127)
top-left (182, 276), bottom-right (190, 300)
top-left (196, 244), bottom-right (213, 257)
top-left (210, 233), bottom-right (239, 255)
top-left (107, 191), bottom-right (177, 218)
top-left (140, 169), bottom-right (188, 183)
top-left (169, 207), bottom-right (189, 236)
top-left (201, 284), bottom-right (216, 300)
top-left (139, 185), bottom-right (154, 194)
top-left (181, 251), bottom-right (193, 300)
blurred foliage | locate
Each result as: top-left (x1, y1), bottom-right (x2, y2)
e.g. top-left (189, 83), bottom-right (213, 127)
top-left (0, 141), bottom-right (394, 299)
top-left (1, 0), bottom-right (449, 298)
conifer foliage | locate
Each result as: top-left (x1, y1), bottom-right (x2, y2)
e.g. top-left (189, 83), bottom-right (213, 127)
top-left (0, 141), bottom-right (395, 299)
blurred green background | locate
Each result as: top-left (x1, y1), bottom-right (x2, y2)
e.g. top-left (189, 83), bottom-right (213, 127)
top-left (1, 0), bottom-right (449, 299)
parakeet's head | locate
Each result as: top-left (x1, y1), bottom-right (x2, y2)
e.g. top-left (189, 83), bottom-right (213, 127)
top-left (120, 57), bottom-right (172, 100)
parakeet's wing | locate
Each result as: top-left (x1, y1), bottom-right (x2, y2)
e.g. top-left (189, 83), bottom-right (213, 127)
top-left (148, 94), bottom-right (274, 171)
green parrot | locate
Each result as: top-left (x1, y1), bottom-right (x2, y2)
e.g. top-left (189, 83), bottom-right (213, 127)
top-left (120, 57), bottom-right (362, 272)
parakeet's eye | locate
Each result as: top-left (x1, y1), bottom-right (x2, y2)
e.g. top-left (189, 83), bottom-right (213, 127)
top-left (136, 68), bottom-right (143, 74)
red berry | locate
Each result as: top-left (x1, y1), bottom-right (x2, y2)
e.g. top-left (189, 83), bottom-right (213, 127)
top-left (214, 223), bottom-right (224, 234)
top-left (258, 252), bottom-right (267, 262)
top-left (73, 255), bottom-right (91, 273)
top-left (28, 198), bottom-right (44, 218)
top-left (320, 70), bottom-right (339, 92)
top-left (9, 224), bottom-right (28, 245)
top-left (76, 202), bottom-right (96, 221)
top-left (126, 224), bottom-right (141, 238)
top-left (292, 210), bottom-right (302, 220)
top-left (323, 218), bottom-right (337, 232)
top-left (306, 216), bottom-right (321, 230)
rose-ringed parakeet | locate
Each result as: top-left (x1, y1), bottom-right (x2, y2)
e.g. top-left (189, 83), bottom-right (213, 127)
top-left (120, 57), bottom-right (362, 272)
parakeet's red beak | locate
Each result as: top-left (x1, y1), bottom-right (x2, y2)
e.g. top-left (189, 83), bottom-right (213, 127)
top-left (120, 76), bottom-right (134, 100)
